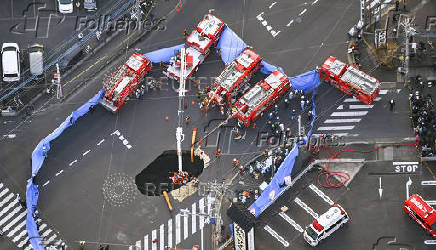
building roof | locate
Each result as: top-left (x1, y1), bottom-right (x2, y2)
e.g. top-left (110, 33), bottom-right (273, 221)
top-left (226, 202), bottom-right (255, 232)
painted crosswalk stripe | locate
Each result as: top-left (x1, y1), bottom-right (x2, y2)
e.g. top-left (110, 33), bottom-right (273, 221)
top-left (331, 111), bottom-right (368, 116)
top-left (294, 197), bottom-right (319, 219)
top-left (46, 234), bottom-right (57, 244)
top-left (175, 214), bottom-right (181, 244)
top-left (136, 240), bottom-right (142, 250)
top-left (167, 219), bottom-right (172, 248)
top-left (317, 126), bottom-right (355, 131)
top-left (199, 198), bottom-right (205, 230)
top-left (0, 207), bottom-right (21, 226)
top-left (192, 202), bottom-right (197, 234)
top-left (8, 218), bottom-right (26, 237)
top-left (337, 105), bottom-right (344, 110)
top-left (309, 184), bottom-right (334, 205)
top-left (152, 229), bottom-right (157, 250)
top-left (324, 118), bottom-right (361, 123)
top-left (0, 183), bottom-right (3, 189)
top-left (183, 209), bottom-right (188, 240)
top-left (17, 236), bottom-right (28, 248)
top-left (24, 245), bottom-right (33, 250)
top-left (144, 235), bottom-right (149, 250)
top-left (349, 105), bottom-right (374, 109)
top-left (41, 228), bottom-right (53, 238)
top-left (344, 97), bottom-right (381, 102)
top-left (14, 229), bottom-right (27, 242)
top-left (379, 89), bottom-right (388, 94)
top-left (0, 188), bottom-right (8, 200)
top-left (0, 193), bottom-right (14, 207)
top-left (0, 198), bottom-right (18, 217)
top-left (264, 225), bottom-right (290, 247)
top-left (159, 224), bottom-right (164, 250)
top-left (279, 212), bottom-right (303, 233)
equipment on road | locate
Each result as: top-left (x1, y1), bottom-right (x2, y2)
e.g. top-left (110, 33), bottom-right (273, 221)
top-left (163, 191), bottom-right (173, 212)
top-left (303, 204), bottom-right (349, 247)
top-left (404, 194), bottom-right (436, 238)
top-left (164, 14), bottom-right (225, 81)
top-left (100, 53), bottom-right (152, 113)
top-left (319, 56), bottom-right (380, 104)
top-left (205, 47), bottom-right (262, 109)
top-left (233, 70), bottom-right (291, 127)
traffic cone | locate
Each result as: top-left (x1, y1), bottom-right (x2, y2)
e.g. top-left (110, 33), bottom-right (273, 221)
top-left (165, 116), bottom-right (169, 121)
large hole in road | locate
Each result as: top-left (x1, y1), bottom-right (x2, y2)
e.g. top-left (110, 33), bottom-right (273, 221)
top-left (135, 150), bottom-right (204, 196)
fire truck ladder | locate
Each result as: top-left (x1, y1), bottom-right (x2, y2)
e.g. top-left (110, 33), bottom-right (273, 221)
top-left (176, 48), bottom-right (187, 173)
top-left (104, 65), bottom-right (128, 98)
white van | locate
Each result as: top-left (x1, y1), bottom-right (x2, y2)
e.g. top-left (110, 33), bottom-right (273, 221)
top-left (58, 0), bottom-right (73, 14)
top-left (29, 44), bottom-right (44, 76)
top-left (303, 204), bottom-right (349, 247)
top-left (2, 43), bottom-right (21, 82)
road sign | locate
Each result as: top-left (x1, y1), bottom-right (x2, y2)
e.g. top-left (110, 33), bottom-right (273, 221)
top-left (421, 181), bottom-right (436, 186)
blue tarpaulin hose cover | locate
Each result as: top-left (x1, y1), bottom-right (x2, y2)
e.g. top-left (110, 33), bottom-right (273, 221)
top-left (26, 90), bottom-right (103, 250)
top-left (143, 44), bottom-right (185, 63)
top-left (216, 26), bottom-right (247, 64)
top-left (260, 61), bottom-right (284, 75)
top-left (249, 88), bottom-right (317, 218)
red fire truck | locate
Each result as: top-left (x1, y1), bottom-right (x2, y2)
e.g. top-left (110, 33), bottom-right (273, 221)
top-left (404, 194), bottom-right (436, 238)
top-left (206, 47), bottom-right (262, 108)
top-left (319, 56), bottom-right (380, 105)
top-left (233, 70), bottom-right (290, 127)
top-left (100, 53), bottom-right (152, 113)
top-left (164, 14), bottom-right (225, 81)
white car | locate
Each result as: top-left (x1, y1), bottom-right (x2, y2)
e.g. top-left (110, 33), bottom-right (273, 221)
top-left (58, 0), bottom-right (73, 14)
top-left (2, 43), bottom-right (21, 82)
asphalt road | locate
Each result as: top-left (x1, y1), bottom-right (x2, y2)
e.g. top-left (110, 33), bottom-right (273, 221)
top-left (0, 0), bottom-right (432, 249)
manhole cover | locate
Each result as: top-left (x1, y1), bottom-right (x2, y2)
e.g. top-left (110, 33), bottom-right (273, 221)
top-left (102, 173), bottom-right (137, 207)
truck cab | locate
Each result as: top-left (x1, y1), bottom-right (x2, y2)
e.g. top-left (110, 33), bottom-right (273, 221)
top-left (404, 194), bottom-right (436, 238)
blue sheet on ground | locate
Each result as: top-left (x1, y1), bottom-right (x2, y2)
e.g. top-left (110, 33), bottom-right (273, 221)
top-left (26, 89), bottom-right (104, 250)
top-left (260, 61), bottom-right (284, 75)
top-left (216, 26), bottom-right (247, 64)
top-left (249, 89), bottom-right (317, 218)
top-left (143, 44), bottom-right (185, 63)
top-left (290, 69), bottom-right (321, 93)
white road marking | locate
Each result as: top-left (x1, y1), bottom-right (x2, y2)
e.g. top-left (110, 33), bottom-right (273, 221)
top-left (324, 118), bottom-right (361, 123)
top-left (379, 89), bottom-right (388, 94)
top-left (136, 240), bottom-right (141, 250)
top-left (144, 235), bottom-right (149, 250)
top-left (279, 212), bottom-right (304, 233)
top-left (294, 197), bottom-right (319, 219)
top-left (160, 224), bottom-right (164, 250)
top-left (264, 225), bottom-right (290, 247)
top-left (55, 170), bottom-right (64, 177)
top-left (0, 188), bottom-right (10, 199)
top-left (312, 0), bottom-right (319, 5)
top-left (349, 104), bottom-right (374, 109)
top-left (119, 135), bottom-right (125, 140)
top-left (0, 183), bottom-right (3, 189)
top-left (152, 229), bottom-right (157, 250)
top-left (8, 219), bottom-right (26, 237)
top-left (183, 209), bottom-right (188, 240)
top-left (344, 97), bottom-right (381, 102)
top-left (199, 198), bottom-right (205, 229)
top-left (69, 159), bottom-right (78, 166)
top-left (393, 162), bottom-right (418, 165)
top-left (175, 214), bottom-right (181, 244)
top-left (337, 105), bottom-right (344, 110)
top-left (13, 230), bottom-right (27, 243)
top-left (167, 219), bottom-right (172, 248)
top-left (42, 181), bottom-right (50, 187)
top-left (269, 2), bottom-right (276, 8)
top-left (97, 139), bottom-right (105, 146)
top-left (286, 19), bottom-right (294, 26)
top-left (331, 111), bottom-right (368, 116)
top-left (299, 8), bottom-right (307, 16)
top-left (309, 184), bottom-right (334, 205)
top-left (82, 150), bottom-right (91, 156)
top-left (127, 145), bottom-right (132, 149)
top-left (17, 235), bottom-right (28, 247)
top-left (0, 193), bottom-right (14, 207)
top-left (317, 126), bottom-right (355, 131)
top-left (111, 130), bottom-right (120, 136)
top-left (2, 210), bottom-right (26, 232)
top-left (0, 207), bottom-right (21, 226)
top-left (192, 202), bottom-right (197, 234)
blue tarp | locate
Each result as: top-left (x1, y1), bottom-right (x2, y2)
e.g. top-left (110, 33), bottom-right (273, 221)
top-left (26, 90), bottom-right (104, 250)
top-left (289, 69), bottom-right (321, 93)
top-left (143, 44), bottom-right (185, 63)
top-left (216, 26), bottom-right (247, 64)
top-left (260, 61), bottom-right (284, 75)
top-left (249, 88), bottom-right (317, 218)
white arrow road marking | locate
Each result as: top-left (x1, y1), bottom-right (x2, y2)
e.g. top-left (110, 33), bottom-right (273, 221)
top-left (378, 177), bottom-right (383, 199)
top-left (406, 177), bottom-right (412, 199)
top-left (264, 225), bottom-right (290, 247)
top-left (337, 105), bottom-right (344, 109)
top-left (279, 212), bottom-right (304, 233)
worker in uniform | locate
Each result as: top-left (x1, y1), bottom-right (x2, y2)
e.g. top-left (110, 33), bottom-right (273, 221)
top-left (308, 110), bottom-right (312, 120)
top-left (268, 112), bottom-right (273, 120)
top-left (232, 158), bottom-right (239, 167)
top-left (288, 90), bottom-right (294, 100)
top-left (185, 115), bottom-right (191, 124)
top-left (42, 146), bottom-right (48, 158)
top-left (215, 148), bottom-right (222, 157)
top-left (290, 109), bottom-right (296, 120)
top-left (183, 28), bottom-right (188, 37)
top-left (284, 98), bottom-right (289, 107)
top-left (300, 95), bottom-right (305, 111)
top-left (232, 107), bottom-right (237, 114)
top-left (389, 99), bottom-right (395, 111)
top-left (273, 105), bottom-right (279, 114)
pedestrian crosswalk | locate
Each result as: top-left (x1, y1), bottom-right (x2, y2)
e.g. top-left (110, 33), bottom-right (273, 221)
top-left (262, 184), bottom-right (337, 247)
top-left (130, 197), bottom-right (208, 250)
top-left (314, 88), bottom-right (395, 137)
top-left (0, 182), bottom-right (67, 249)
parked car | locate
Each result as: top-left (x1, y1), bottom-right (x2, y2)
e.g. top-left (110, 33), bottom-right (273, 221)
top-left (84, 0), bottom-right (97, 12)
top-left (29, 43), bottom-right (44, 76)
top-left (2, 43), bottom-right (21, 82)
top-left (58, 0), bottom-right (73, 14)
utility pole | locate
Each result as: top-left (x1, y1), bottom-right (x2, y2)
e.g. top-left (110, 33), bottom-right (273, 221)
top-left (401, 17), bottom-right (415, 85)
top-left (54, 63), bottom-right (62, 99)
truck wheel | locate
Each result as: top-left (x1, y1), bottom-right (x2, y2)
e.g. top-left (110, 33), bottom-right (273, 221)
top-left (135, 90), bottom-right (141, 99)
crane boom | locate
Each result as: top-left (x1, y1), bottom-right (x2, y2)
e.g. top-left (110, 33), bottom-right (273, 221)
top-left (176, 48), bottom-right (187, 173)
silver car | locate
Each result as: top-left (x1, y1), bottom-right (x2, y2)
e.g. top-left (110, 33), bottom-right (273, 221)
top-left (29, 44), bottom-right (44, 76)
top-left (84, 0), bottom-right (97, 11)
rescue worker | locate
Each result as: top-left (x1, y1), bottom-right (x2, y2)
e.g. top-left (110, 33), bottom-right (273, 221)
top-left (268, 112), bottom-right (273, 120)
top-left (183, 28), bottom-right (188, 37)
top-left (284, 98), bottom-right (289, 107)
top-left (288, 90), bottom-right (294, 100)
top-left (273, 105), bottom-right (279, 114)
top-left (308, 110), bottom-right (312, 120)
top-left (215, 148), bottom-right (222, 157)
top-left (42, 146), bottom-right (48, 157)
top-left (389, 99), bottom-right (395, 111)
top-left (300, 98), bottom-right (305, 111)
top-left (232, 158), bottom-right (239, 167)
top-left (185, 115), bottom-right (191, 124)
top-left (232, 107), bottom-right (237, 114)
top-left (290, 109), bottom-right (296, 120)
